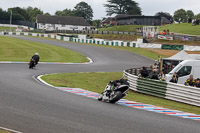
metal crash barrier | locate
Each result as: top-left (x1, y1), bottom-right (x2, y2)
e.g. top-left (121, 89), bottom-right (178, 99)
top-left (124, 68), bottom-right (200, 107)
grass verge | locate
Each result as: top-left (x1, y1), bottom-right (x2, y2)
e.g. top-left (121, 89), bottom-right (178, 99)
top-left (42, 72), bottom-right (200, 115)
top-left (0, 129), bottom-right (11, 133)
top-left (0, 26), bottom-right (16, 31)
top-left (0, 36), bottom-right (88, 63)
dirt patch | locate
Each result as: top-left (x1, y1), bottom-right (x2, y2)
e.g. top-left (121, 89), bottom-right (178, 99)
top-left (90, 34), bottom-right (140, 41)
top-left (149, 49), bottom-right (179, 57)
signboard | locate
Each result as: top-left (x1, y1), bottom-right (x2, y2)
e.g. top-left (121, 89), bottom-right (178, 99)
top-left (143, 26), bottom-right (159, 38)
top-left (158, 35), bottom-right (173, 40)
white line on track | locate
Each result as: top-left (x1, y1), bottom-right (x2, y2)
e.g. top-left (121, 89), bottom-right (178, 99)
top-left (0, 127), bottom-right (23, 133)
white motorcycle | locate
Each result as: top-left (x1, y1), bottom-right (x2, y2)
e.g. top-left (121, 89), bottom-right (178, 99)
top-left (98, 79), bottom-right (129, 103)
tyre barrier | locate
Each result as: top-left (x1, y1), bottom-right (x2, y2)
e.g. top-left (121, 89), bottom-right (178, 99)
top-left (124, 68), bottom-right (200, 107)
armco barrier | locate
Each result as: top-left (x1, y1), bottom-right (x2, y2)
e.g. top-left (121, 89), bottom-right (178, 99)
top-left (137, 78), bottom-right (167, 98)
top-left (166, 83), bottom-right (200, 106)
top-left (124, 68), bottom-right (200, 107)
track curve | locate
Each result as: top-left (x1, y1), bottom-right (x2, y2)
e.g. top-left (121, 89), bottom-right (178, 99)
top-left (0, 36), bottom-right (199, 133)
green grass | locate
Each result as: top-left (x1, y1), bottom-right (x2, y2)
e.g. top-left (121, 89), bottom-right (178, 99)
top-left (159, 23), bottom-right (200, 36)
top-left (0, 129), bottom-right (11, 133)
top-left (0, 26), bottom-right (16, 31)
top-left (0, 36), bottom-right (88, 63)
top-left (98, 25), bottom-right (144, 32)
top-left (42, 72), bottom-right (200, 115)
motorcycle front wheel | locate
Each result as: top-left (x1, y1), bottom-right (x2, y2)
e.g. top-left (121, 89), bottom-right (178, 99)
top-left (98, 94), bottom-right (103, 101)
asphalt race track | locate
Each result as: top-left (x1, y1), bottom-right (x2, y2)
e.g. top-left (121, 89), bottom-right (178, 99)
top-left (0, 36), bottom-right (199, 133)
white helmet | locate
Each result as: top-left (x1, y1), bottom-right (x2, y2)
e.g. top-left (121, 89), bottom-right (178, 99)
top-left (35, 53), bottom-right (39, 55)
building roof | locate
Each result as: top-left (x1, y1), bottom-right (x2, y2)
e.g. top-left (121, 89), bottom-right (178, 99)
top-left (114, 14), bottom-right (161, 20)
top-left (36, 14), bottom-right (91, 26)
top-left (101, 17), bottom-right (114, 24)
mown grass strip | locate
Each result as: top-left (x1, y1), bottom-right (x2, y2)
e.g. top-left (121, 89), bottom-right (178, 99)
top-left (0, 36), bottom-right (88, 63)
top-left (0, 26), bottom-right (16, 31)
top-left (42, 72), bottom-right (200, 115)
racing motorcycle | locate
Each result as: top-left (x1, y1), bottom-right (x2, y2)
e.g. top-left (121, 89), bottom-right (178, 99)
top-left (29, 58), bottom-right (35, 69)
top-left (98, 78), bottom-right (129, 103)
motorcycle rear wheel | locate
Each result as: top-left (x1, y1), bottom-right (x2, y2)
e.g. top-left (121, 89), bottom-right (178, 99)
top-left (109, 91), bottom-right (122, 103)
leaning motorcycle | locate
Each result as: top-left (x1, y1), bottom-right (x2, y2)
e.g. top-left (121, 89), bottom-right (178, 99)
top-left (98, 79), bottom-right (129, 103)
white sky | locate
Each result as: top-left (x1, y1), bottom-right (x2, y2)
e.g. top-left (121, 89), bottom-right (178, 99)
top-left (0, 0), bottom-right (200, 19)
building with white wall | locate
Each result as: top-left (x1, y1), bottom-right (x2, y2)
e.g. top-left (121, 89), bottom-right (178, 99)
top-left (36, 15), bottom-right (91, 31)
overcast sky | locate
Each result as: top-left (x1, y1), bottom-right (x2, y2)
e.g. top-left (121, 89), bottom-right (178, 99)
top-left (0, 0), bottom-right (200, 19)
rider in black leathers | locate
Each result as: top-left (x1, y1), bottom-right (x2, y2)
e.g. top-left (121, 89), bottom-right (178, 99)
top-left (32, 53), bottom-right (40, 65)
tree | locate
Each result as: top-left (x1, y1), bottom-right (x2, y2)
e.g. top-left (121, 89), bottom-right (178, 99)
top-left (92, 19), bottom-right (101, 27)
top-left (173, 9), bottom-right (187, 22)
top-left (186, 10), bottom-right (194, 19)
top-left (195, 13), bottom-right (200, 20)
top-left (8, 7), bottom-right (29, 20)
top-left (155, 12), bottom-right (172, 20)
top-left (104, 0), bottom-right (141, 16)
top-left (55, 8), bottom-right (75, 16)
top-left (26, 7), bottom-right (43, 22)
top-left (44, 13), bottom-right (51, 16)
top-left (0, 8), bottom-right (9, 19)
top-left (74, 1), bottom-right (93, 22)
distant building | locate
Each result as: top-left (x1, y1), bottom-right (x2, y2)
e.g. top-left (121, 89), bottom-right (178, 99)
top-left (102, 14), bottom-right (164, 26)
top-left (36, 15), bottom-right (91, 31)
top-left (101, 17), bottom-right (114, 26)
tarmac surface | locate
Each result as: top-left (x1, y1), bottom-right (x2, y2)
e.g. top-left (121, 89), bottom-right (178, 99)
top-left (0, 36), bottom-right (199, 133)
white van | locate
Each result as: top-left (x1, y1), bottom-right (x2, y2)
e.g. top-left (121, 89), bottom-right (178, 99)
top-left (165, 60), bottom-right (200, 84)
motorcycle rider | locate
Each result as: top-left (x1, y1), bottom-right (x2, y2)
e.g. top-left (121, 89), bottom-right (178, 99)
top-left (32, 53), bottom-right (40, 65)
top-left (105, 78), bottom-right (129, 95)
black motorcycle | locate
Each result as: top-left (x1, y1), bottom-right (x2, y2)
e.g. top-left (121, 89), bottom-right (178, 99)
top-left (98, 79), bottom-right (129, 103)
top-left (29, 59), bottom-right (35, 69)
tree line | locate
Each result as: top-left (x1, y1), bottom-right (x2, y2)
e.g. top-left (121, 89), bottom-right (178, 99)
top-left (0, 0), bottom-right (200, 26)
top-left (0, 0), bottom-right (141, 27)
top-left (0, 7), bottom-right (44, 22)
top-left (0, 1), bottom-right (94, 23)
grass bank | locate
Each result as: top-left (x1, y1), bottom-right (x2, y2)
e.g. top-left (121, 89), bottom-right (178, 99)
top-left (98, 23), bottom-right (200, 36)
top-left (0, 36), bottom-right (88, 63)
top-left (41, 72), bottom-right (200, 115)
top-left (159, 23), bottom-right (200, 36)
